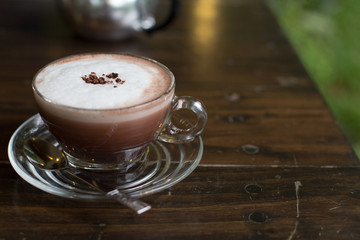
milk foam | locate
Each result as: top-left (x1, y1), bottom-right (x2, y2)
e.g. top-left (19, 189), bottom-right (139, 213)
top-left (35, 54), bottom-right (171, 109)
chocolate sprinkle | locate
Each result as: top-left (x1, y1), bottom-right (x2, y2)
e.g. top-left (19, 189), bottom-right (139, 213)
top-left (115, 78), bottom-right (125, 84)
top-left (81, 72), bottom-right (125, 85)
top-left (106, 73), bottom-right (119, 79)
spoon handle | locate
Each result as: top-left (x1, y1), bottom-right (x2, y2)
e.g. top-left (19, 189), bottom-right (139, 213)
top-left (107, 189), bottom-right (151, 214)
top-left (66, 170), bottom-right (151, 214)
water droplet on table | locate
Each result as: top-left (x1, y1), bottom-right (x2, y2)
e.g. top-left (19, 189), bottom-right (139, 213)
top-left (245, 184), bottom-right (262, 194)
top-left (241, 144), bottom-right (260, 154)
top-left (248, 212), bottom-right (269, 224)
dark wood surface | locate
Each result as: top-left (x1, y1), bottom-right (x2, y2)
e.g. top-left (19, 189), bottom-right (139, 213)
top-left (1, 0), bottom-right (360, 239)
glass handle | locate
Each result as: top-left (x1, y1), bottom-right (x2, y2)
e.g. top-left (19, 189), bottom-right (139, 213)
top-left (158, 96), bottom-right (207, 143)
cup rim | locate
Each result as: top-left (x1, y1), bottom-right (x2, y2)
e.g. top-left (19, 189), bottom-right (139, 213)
top-left (32, 52), bottom-right (175, 112)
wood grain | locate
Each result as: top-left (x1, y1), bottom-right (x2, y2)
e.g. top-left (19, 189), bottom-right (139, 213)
top-left (1, 165), bottom-right (360, 239)
top-left (1, 0), bottom-right (359, 239)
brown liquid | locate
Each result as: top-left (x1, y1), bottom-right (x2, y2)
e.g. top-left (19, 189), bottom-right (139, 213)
top-left (37, 96), bottom-right (171, 152)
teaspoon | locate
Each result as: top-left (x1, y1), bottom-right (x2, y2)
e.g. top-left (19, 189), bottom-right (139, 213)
top-left (23, 137), bottom-right (151, 214)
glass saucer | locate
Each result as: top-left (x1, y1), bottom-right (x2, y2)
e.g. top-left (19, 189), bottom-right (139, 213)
top-left (8, 114), bottom-right (203, 200)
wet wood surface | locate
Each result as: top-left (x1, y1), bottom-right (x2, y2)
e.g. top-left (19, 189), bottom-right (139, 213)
top-left (1, 0), bottom-right (360, 239)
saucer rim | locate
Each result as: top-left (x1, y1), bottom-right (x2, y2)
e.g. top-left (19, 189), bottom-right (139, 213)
top-left (8, 114), bottom-right (203, 200)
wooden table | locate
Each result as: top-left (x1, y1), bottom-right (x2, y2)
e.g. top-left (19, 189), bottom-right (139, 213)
top-left (1, 0), bottom-right (360, 239)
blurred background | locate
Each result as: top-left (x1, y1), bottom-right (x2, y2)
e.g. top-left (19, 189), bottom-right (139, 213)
top-left (270, 0), bottom-right (360, 157)
top-left (2, 0), bottom-right (358, 157)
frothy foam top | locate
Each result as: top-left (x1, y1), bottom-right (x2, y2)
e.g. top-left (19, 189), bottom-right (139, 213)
top-left (34, 54), bottom-right (172, 109)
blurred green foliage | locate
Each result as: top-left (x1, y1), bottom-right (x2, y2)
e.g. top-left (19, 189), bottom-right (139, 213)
top-left (270, 0), bottom-right (360, 157)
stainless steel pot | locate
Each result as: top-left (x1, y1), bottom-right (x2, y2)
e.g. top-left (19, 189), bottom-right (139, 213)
top-left (57, 0), bottom-right (178, 40)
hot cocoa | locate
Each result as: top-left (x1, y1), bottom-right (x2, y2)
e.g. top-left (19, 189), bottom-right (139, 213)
top-left (33, 53), bottom-right (175, 168)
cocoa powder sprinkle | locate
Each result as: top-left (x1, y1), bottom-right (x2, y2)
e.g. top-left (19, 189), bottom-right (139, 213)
top-left (106, 72), bottom-right (119, 79)
top-left (81, 72), bottom-right (125, 85)
top-left (115, 78), bottom-right (125, 84)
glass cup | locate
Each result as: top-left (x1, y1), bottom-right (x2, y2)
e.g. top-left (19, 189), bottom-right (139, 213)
top-left (32, 53), bottom-right (207, 173)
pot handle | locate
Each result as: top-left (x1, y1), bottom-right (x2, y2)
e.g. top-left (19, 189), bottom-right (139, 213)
top-left (140, 0), bottom-right (179, 34)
